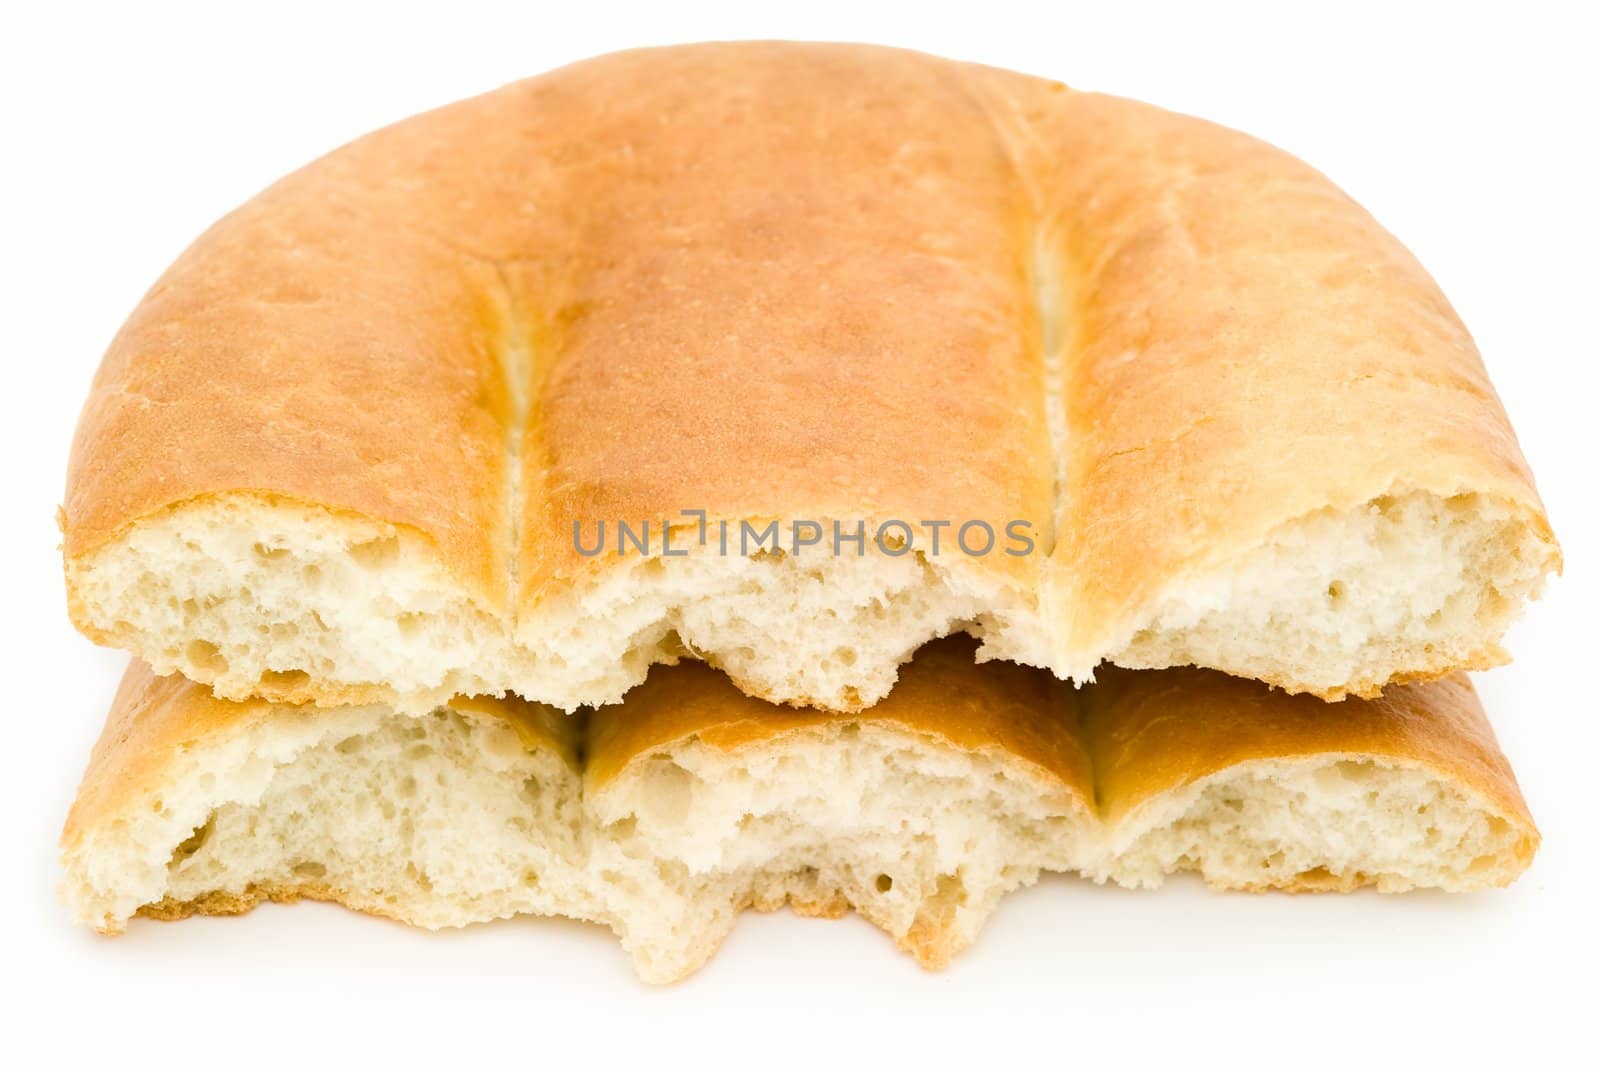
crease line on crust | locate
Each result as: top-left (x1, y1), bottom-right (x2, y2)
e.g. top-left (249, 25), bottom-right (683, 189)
top-left (959, 69), bottom-right (1076, 563)
top-left (491, 262), bottom-right (535, 623)
top-left (958, 70), bottom-right (1080, 684)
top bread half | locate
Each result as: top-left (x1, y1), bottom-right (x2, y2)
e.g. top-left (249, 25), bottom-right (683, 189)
top-left (61, 42), bottom-right (1559, 712)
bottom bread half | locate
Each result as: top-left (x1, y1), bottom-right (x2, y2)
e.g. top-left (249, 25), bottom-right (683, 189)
top-left (59, 639), bottom-right (1537, 983)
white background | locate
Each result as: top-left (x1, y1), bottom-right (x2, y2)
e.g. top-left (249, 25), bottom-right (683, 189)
top-left (3, 0), bottom-right (1595, 1060)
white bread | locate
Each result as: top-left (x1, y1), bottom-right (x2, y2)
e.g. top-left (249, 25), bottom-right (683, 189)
top-left (60, 43), bottom-right (1558, 713)
top-left (61, 641), bottom-right (1536, 982)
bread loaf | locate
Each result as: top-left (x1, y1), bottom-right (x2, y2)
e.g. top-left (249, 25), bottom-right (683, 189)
top-left (61, 640), bottom-right (1536, 982)
top-left (60, 43), bottom-right (1557, 713)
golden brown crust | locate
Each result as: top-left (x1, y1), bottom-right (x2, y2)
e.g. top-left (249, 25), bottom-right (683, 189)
top-left (137, 882), bottom-right (359, 923)
top-left (584, 637), bottom-right (1093, 799)
top-left (62, 42), bottom-right (1556, 706)
top-left (1081, 666), bottom-right (1537, 841)
top-left (509, 44), bottom-right (1052, 599)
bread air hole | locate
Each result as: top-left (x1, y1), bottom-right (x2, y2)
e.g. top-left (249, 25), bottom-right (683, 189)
top-left (185, 639), bottom-right (227, 674)
top-left (1296, 866), bottom-right (1340, 889)
top-left (167, 815), bottom-right (216, 871)
top-left (875, 874), bottom-right (893, 893)
top-left (258, 668), bottom-right (310, 695)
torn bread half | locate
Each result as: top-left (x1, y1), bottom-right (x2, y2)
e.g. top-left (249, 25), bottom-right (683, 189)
top-left (62, 43), bottom-right (1558, 714)
top-left (61, 642), bottom-right (1537, 981)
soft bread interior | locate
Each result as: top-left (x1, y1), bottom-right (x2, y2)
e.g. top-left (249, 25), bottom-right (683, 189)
top-left (69, 499), bottom-right (1041, 712)
top-left (1102, 757), bottom-right (1534, 892)
top-left (67, 498), bottom-right (522, 711)
top-left (586, 721), bottom-right (1091, 979)
top-left (60, 697), bottom-right (588, 936)
top-left (153, 708), bottom-right (587, 928)
top-left (68, 489), bottom-right (1552, 712)
top-left (1109, 492), bottom-right (1556, 698)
